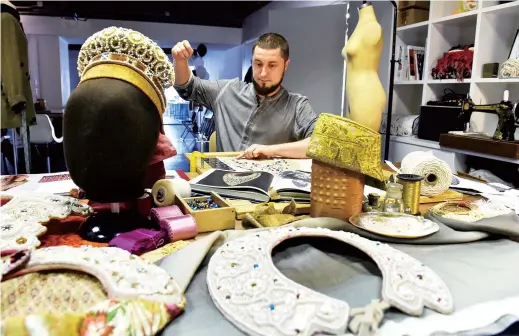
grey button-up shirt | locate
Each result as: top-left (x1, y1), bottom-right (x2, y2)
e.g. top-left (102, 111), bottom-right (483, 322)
top-left (173, 75), bottom-right (318, 152)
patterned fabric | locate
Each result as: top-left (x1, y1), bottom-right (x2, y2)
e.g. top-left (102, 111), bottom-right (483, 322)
top-left (306, 113), bottom-right (384, 181)
top-left (242, 200), bottom-right (310, 228)
top-left (140, 240), bottom-right (192, 263)
top-left (39, 174), bottom-right (72, 183)
top-left (1, 175), bottom-right (28, 191)
top-left (1, 271), bottom-right (107, 318)
top-left (1, 298), bottom-right (183, 336)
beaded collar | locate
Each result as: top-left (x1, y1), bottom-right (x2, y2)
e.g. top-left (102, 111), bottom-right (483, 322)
top-left (207, 227), bottom-right (454, 336)
top-left (0, 193), bottom-right (93, 250)
top-left (1, 246), bottom-right (185, 335)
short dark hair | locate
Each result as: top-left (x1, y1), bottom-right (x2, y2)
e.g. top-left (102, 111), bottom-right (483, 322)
top-left (253, 33), bottom-right (289, 60)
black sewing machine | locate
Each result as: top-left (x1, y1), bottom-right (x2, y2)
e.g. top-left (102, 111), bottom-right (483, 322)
top-left (459, 91), bottom-right (519, 141)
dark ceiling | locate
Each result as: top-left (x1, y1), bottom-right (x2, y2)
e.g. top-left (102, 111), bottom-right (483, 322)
top-left (12, 1), bottom-right (271, 28)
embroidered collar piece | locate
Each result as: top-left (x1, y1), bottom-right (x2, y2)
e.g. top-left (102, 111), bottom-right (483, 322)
top-left (0, 193), bottom-right (93, 250)
top-left (429, 199), bottom-right (512, 223)
top-left (3, 245), bottom-right (184, 306)
top-left (207, 227), bottom-right (453, 336)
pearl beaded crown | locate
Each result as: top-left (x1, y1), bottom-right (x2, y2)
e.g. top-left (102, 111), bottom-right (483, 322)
top-left (77, 27), bottom-right (175, 113)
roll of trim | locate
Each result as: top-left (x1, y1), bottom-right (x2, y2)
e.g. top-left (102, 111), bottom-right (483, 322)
top-left (152, 179), bottom-right (192, 207)
top-left (159, 215), bottom-right (198, 242)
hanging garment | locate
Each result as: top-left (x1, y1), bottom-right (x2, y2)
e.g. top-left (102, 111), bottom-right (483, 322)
top-left (1, 3), bottom-right (36, 130)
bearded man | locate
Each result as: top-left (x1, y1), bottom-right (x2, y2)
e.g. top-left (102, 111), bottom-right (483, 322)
top-left (172, 33), bottom-right (317, 159)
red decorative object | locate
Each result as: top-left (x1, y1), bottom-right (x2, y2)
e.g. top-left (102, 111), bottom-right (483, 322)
top-left (431, 45), bottom-right (474, 81)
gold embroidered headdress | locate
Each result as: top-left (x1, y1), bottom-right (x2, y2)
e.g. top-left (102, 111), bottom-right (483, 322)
top-left (77, 26), bottom-right (175, 115)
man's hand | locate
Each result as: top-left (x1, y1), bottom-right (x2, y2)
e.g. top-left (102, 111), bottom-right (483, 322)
top-left (236, 144), bottom-right (275, 160)
top-left (172, 40), bottom-right (194, 62)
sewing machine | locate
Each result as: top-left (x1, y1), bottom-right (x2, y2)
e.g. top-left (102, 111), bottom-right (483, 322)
top-left (459, 90), bottom-right (519, 141)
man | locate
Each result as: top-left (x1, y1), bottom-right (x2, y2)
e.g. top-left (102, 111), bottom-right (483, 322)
top-left (172, 33), bottom-right (317, 159)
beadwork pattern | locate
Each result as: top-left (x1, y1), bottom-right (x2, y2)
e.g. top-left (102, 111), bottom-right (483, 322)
top-left (429, 199), bottom-right (512, 223)
top-left (24, 245), bottom-right (184, 306)
top-left (0, 193), bottom-right (93, 250)
top-left (222, 172), bottom-right (261, 186)
top-left (349, 212), bottom-right (440, 238)
top-left (207, 226), bottom-right (453, 336)
top-left (218, 157), bottom-right (291, 176)
top-left (77, 26), bottom-right (175, 90)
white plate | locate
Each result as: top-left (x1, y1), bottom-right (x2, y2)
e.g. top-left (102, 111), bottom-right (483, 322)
top-left (349, 212), bottom-right (439, 238)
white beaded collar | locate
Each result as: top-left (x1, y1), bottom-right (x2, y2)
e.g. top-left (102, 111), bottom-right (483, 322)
top-left (207, 227), bottom-right (454, 336)
top-left (4, 245), bottom-right (184, 306)
top-left (0, 193), bottom-right (93, 250)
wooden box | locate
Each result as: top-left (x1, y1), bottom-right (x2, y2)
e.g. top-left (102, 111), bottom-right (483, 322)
top-left (398, 8), bottom-right (429, 27)
top-left (399, 0), bottom-right (430, 10)
top-left (175, 192), bottom-right (236, 232)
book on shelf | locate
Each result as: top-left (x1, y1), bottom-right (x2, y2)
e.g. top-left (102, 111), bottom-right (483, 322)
top-left (395, 41), bottom-right (426, 81)
top-left (189, 169), bottom-right (311, 203)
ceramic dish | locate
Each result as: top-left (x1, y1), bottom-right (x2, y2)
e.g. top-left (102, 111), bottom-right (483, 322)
top-left (349, 212), bottom-right (439, 238)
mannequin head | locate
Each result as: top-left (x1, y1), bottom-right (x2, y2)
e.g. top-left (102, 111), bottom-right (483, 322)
top-left (252, 33), bottom-right (290, 96)
top-left (64, 78), bottom-right (160, 203)
top-left (63, 27), bottom-right (175, 203)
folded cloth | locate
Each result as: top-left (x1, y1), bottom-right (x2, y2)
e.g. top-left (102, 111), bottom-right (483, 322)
top-left (426, 212), bottom-right (519, 238)
top-left (108, 228), bottom-right (167, 255)
top-left (242, 200), bottom-right (310, 228)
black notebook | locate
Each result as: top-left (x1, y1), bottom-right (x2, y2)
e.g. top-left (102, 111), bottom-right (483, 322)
top-left (190, 169), bottom-right (311, 203)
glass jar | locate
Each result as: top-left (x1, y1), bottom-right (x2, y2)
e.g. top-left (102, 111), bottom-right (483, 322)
top-left (383, 183), bottom-right (404, 213)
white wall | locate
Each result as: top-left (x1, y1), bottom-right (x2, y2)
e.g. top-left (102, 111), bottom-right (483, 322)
top-left (268, 4), bottom-right (347, 115)
top-left (241, 1), bottom-right (337, 80)
top-left (219, 45), bottom-right (243, 80)
top-left (29, 35), bottom-right (63, 110)
top-left (242, 1), bottom-right (337, 43)
top-left (59, 37), bottom-right (70, 108)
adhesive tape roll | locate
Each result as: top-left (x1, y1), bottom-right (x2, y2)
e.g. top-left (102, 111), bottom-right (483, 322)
top-left (400, 151), bottom-right (452, 197)
top-left (152, 179), bottom-right (191, 207)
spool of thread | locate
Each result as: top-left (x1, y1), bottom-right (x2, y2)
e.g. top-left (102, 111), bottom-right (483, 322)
top-left (152, 178), bottom-right (191, 207)
top-left (310, 160), bottom-right (365, 220)
top-left (400, 151), bottom-right (451, 196)
top-left (397, 174), bottom-right (423, 215)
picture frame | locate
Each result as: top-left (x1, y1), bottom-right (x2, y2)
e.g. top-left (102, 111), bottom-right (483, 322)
top-left (508, 29), bottom-right (519, 60)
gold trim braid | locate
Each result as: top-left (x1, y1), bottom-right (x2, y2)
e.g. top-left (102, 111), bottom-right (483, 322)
top-left (80, 63), bottom-right (165, 115)
top-left (306, 113), bottom-right (384, 181)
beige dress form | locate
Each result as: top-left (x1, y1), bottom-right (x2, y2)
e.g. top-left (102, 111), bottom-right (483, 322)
top-left (343, 2), bottom-right (386, 132)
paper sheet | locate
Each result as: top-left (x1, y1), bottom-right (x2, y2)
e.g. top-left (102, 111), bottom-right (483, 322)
top-left (34, 180), bottom-right (78, 195)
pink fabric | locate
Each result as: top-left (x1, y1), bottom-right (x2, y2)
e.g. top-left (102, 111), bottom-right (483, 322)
top-left (159, 215), bottom-right (198, 242)
top-left (108, 229), bottom-right (167, 255)
top-left (150, 206), bottom-right (183, 223)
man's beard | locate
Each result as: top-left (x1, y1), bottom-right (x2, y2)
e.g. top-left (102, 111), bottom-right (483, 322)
top-left (253, 73), bottom-right (284, 96)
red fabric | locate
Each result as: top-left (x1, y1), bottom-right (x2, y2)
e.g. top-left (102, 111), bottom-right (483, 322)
top-left (144, 127), bottom-right (177, 189)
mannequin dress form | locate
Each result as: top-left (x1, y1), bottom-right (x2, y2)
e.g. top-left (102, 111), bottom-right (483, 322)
top-left (343, 1), bottom-right (386, 132)
top-left (307, 1), bottom-right (385, 220)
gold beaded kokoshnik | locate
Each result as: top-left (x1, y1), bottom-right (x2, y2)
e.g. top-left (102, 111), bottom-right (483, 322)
top-left (77, 26), bottom-right (175, 115)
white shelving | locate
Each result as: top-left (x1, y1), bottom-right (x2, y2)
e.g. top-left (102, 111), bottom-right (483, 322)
top-left (390, 0), bottom-right (519, 164)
